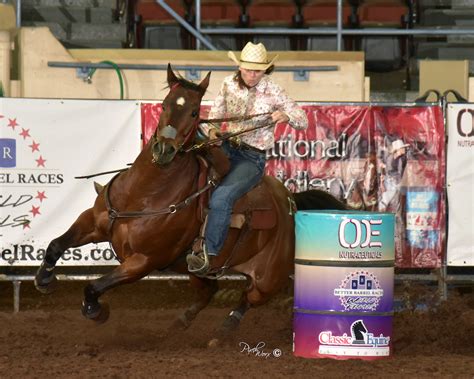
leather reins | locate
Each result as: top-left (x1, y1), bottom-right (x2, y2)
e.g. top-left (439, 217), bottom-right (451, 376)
top-left (103, 111), bottom-right (273, 232)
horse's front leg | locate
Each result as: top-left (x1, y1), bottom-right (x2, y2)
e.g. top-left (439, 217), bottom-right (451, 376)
top-left (82, 253), bottom-right (154, 323)
top-left (35, 208), bottom-right (101, 293)
top-left (171, 275), bottom-right (218, 330)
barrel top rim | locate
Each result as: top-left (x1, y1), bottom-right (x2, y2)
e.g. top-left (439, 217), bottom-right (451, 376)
top-left (295, 210), bottom-right (395, 216)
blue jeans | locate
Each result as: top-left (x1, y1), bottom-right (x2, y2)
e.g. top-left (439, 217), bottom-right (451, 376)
top-left (205, 142), bottom-right (266, 256)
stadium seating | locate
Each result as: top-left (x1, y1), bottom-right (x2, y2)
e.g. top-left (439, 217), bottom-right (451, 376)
top-left (303, 0), bottom-right (354, 51)
top-left (136, 0), bottom-right (188, 49)
top-left (245, 0), bottom-right (298, 51)
top-left (356, 0), bottom-right (409, 71)
top-left (194, 0), bottom-right (241, 50)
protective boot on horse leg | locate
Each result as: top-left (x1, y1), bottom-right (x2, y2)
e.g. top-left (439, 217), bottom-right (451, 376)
top-left (35, 208), bottom-right (101, 293)
top-left (81, 253), bottom-right (155, 323)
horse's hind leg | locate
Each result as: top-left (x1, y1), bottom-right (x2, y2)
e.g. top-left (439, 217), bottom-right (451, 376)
top-left (81, 253), bottom-right (153, 323)
top-left (35, 208), bottom-right (100, 293)
top-left (171, 275), bottom-right (218, 330)
top-left (219, 292), bottom-right (251, 333)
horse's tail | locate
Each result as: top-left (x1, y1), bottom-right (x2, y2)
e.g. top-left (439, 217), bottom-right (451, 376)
top-left (293, 189), bottom-right (348, 211)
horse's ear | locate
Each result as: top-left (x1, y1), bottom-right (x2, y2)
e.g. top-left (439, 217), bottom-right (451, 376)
top-left (167, 63), bottom-right (179, 87)
top-left (198, 71), bottom-right (211, 94)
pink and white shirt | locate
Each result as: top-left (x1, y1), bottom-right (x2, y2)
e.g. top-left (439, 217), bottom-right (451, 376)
top-left (202, 74), bottom-right (308, 151)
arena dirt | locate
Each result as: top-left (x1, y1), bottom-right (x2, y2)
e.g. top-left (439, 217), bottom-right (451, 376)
top-left (0, 280), bottom-right (473, 378)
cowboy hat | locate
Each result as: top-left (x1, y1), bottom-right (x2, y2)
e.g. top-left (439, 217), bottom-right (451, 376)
top-left (228, 42), bottom-right (278, 71)
top-left (391, 139), bottom-right (410, 152)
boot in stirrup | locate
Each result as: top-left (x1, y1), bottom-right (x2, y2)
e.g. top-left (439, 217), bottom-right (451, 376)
top-left (186, 242), bottom-right (211, 276)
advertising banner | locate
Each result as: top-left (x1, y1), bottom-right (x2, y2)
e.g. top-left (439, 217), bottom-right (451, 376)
top-left (142, 103), bottom-right (445, 268)
top-left (446, 104), bottom-right (474, 266)
top-left (1, 99), bottom-right (141, 266)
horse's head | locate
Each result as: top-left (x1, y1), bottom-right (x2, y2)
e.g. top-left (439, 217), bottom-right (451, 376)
top-left (151, 64), bottom-right (211, 166)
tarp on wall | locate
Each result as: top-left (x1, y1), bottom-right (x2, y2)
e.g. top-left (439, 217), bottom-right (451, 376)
top-left (142, 102), bottom-right (445, 268)
top-left (0, 99), bottom-right (141, 266)
top-left (446, 104), bottom-right (474, 266)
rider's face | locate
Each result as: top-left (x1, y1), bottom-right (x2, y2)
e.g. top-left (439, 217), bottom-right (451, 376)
top-left (239, 67), bottom-right (265, 88)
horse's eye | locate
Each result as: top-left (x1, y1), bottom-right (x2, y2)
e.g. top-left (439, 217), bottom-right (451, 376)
top-left (192, 110), bottom-right (198, 118)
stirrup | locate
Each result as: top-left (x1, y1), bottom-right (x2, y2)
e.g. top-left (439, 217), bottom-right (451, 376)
top-left (186, 245), bottom-right (210, 275)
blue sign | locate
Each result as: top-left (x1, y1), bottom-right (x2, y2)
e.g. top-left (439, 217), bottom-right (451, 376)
top-left (0, 138), bottom-right (16, 167)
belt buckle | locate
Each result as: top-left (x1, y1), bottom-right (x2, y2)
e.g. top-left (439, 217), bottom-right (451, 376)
top-left (230, 137), bottom-right (242, 148)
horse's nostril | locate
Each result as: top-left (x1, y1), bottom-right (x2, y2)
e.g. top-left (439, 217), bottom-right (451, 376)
top-left (165, 145), bottom-right (176, 156)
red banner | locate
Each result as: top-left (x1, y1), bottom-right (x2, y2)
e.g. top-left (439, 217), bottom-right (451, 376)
top-left (141, 103), bottom-right (445, 268)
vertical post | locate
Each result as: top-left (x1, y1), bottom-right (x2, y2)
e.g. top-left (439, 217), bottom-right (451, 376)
top-left (16, 0), bottom-right (21, 27)
top-left (439, 93), bottom-right (448, 302)
top-left (336, 0), bottom-right (343, 51)
top-left (13, 280), bottom-right (21, 313)
top-left (196, 0), bottom-right (201, 50)
top-left (0, 30), bottom-right (11, 96)
top-left (156, 0), bottom-right (216, 50)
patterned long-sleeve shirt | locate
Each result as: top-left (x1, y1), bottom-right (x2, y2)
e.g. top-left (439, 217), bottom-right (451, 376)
top-left (202, 74), bottom-right (308, 150)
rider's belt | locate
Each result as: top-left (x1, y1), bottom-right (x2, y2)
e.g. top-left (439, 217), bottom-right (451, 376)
top-left (231, 139), bottom-right (266, 155)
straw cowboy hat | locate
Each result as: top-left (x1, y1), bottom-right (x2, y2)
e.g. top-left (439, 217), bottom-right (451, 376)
top-left (228, 42), bottom-right (278, 71)
top-left (391, 139), bottom-right (410, 152)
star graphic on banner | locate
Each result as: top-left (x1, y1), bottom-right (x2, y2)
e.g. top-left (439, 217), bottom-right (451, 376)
top-left (8, 118), bottom-right (19, 130)
top-left (19, 128), bottom-right (31, 140)
top-left (23, 221), bottom-right (31, 230)
top-left (36, 155), bottom-right (46, 167)
top-left (36, 191), bottom-right (47, 202)
top-left (29, 141), bottom-right (40, 152)
top-left (30, 205), bottom-right (41, 217)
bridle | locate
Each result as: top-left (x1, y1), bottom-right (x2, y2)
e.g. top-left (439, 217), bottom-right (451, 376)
top-left (105, 100), bottom-right (274, 230)
top-left (151, 111), bottom-right (273, 156)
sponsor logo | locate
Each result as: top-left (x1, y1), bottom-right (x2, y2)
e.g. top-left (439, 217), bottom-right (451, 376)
top-left (455, 108), bottom-right (474, 147)
top-left (318, 320), bottom-right (390, 357)
top-left (0, 115), bottom-right (64, 237)
top-left (338, 218), bottom-right (383, 249)
top-left (334, 270), bottom-right (384, 311)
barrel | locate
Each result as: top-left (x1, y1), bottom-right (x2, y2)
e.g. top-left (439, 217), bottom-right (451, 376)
top-left (293, 210), bottom-right (395, 360)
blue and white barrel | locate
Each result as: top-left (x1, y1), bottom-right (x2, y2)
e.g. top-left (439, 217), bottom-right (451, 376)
top-left (293, 210), bottom-right (395, 360)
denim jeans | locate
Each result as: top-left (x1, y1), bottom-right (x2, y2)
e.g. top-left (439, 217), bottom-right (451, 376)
top-left (205, 142), bottom-right (266, 256)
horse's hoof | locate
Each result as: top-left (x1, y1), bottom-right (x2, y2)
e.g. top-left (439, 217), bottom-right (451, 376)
top-left (91, 303), bottom-right (110, 324)
top-left (81, 302), bottom-right (110, 324)
top-left (170, 316), bottom-right (190, 331)
top-left (34, 275), bottom-right (57, 294)
top-left (208, 338), bottom-right (220, 348)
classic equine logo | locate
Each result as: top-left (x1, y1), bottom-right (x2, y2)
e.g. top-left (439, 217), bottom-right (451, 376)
top-left (333, 270), bottom-right (384, 311)
top-left (0, 114), bottom-right (64, 239)
top-left (318, 320), bottom-right (390, 356)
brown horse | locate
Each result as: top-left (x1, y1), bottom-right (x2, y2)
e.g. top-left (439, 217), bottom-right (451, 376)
top-left (35, 65), bottom-right (345, 340)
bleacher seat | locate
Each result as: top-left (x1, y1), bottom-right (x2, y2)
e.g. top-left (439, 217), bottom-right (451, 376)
top-left (303, 0), bottom-right (352, 26)
top-left (198, 0), bottom-right (241, 50)
top-left (358, 0), bottom-right (407, 26)
top-left (247, 0), bottom-right (296, 51)
top-left (303, 0), bottom-right (353, 51)
top-left (357, 0), bottom-right (409, 71)
top-left (137, 0), bottom-right (187, 49)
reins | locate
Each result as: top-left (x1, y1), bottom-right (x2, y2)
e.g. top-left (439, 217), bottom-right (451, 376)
top-left (183, 112), bottom-right (274, 152)
top-left (79, 111), bottom-right (274, 230)
top-left (198, 111), bottom-right (272, 125)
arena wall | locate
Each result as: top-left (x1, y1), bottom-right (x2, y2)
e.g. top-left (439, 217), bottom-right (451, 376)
top-left (4, 27), bottom-right (367, 101)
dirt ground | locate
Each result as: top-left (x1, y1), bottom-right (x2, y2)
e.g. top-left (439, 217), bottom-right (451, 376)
top-left (0, 279), bottom-right (473, 378)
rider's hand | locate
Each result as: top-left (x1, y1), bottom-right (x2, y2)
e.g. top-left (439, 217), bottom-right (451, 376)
top-left (209, 128), bottom-right (222, 146)
top-left (271, 110), bottom-right (290, 125)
